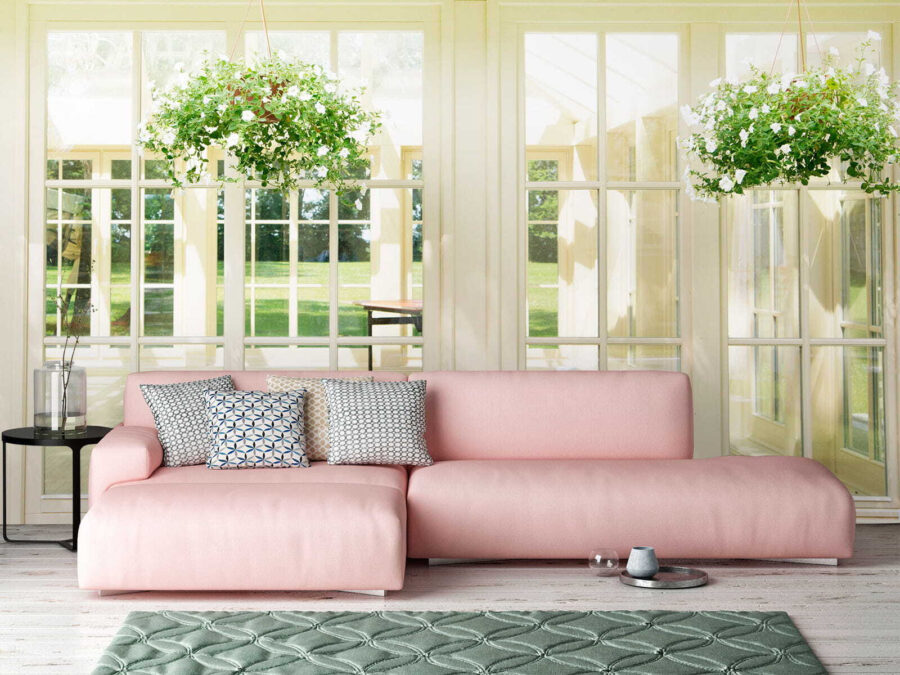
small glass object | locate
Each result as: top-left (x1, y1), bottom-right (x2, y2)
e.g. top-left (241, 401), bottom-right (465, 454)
top-left (34, 362), bottom-right (87, 436)
top-left (588, 548), bottom-right (620, 576)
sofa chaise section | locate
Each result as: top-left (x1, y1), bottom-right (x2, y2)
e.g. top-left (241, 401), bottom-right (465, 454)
top-left (79, 463), bottom-right (407, 592)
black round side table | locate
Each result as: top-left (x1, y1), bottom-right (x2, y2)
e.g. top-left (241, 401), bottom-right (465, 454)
top-left (2, 426), bottom-right (111, 552)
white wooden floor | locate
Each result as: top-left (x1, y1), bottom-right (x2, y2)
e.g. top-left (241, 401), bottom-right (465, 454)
top-left (1, 524), bottom-right (898, 674)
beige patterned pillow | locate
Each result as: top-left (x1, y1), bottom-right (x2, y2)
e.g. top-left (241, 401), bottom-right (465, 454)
top-left (266, 375), bottom-right (374, 461)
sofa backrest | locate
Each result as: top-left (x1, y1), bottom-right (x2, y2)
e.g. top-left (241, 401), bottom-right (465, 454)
top-left (408, 371), bottom-right (693, 461)
top-left (123, 370), bottom-right (408, 428)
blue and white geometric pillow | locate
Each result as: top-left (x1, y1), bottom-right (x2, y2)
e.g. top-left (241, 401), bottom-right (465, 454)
top-left (205, 390), bottom-right (309, 470)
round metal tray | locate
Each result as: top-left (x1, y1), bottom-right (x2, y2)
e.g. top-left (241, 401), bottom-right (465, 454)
top-left (619, 566), bottom-right (708, 589)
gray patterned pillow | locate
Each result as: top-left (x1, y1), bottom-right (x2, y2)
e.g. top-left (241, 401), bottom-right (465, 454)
top-left (323, 379), bottom-right (432, 466)
top-left (139, 375), bottom-right (234, 467)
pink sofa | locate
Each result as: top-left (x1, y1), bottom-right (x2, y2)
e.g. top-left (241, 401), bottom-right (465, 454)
top-left (78, 369), bottom-right (855, 593)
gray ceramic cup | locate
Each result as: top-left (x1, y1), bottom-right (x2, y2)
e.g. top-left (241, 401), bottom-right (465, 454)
top-left (626, 546), bottom-right (659, 579)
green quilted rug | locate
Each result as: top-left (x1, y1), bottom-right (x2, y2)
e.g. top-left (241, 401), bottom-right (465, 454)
top-left (94, 610), bottom-right (825, 674)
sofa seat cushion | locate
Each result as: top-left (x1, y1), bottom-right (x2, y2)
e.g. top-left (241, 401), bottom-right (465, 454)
top-left (407, 457), bottom-right (855, 560)
top-left (78, 463), bottom-right (407, 591)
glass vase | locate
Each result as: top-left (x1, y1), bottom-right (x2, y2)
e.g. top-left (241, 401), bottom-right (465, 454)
top-left (34, 362), bottom-right (87, 436)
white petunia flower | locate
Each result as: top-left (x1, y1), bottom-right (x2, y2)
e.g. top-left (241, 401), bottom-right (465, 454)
top-left (354, 199), bottom-right (363, 211)
top-left (708, 78), bottom-right (722, 88)
top-left (770, 122), bottom-right (782, 133)
top-left (743, 85), bottom-right (758, 94)
top-left (241, 110), bottom-right (255, 122)
top-left (857, 97), bottom-right (868, 107)
top-left (868, 30), bottom-right (882, 42)
top-left (715, 100), bottom-right (727, 112)
top-left (718, 175), bottom-right (735, 192)
top-left (739, 128), bottom-right (750, 147)
top-left (160, 129), bottom-right (176, 145)
top-left (680, 104), bottom-right (700, 126)
top-left (761, 104), bottom-right (771, 114)
top-left (218, 103), bottom-right (228, 113)
top-left (315, 166), bottom-right (328, 178)
top-left (766, 83), bottom-right (781, 95)
top-left (317, 145), bottom-right (330, 156)
top-left (286, 85), bottom-right (300, 97)
top-left (339, 147), bottom-right (350, 158)
top-left (735, 169), bottom-right (747, 184)
top-left (325, 83), bottom-right (337, 94)
top-left (779, 143), bottom-right (792, 154)
top-left (225, 132), bottom-right (241, 148)
top-left (706, 138), bottom-right (718, 153)
top-left (862, 62), bottom-right (876, 77)
top-left (788, 126), bottom-right (796, 136)
top-left (299, 91), bottom-right (312, 101)
top-left (749, 107), bottom-right (759, 120)
top-left (315, 102), bottom-right (326, 114)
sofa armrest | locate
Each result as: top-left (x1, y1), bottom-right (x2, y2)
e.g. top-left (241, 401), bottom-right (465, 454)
top-left (88, 425), bottom-right (163, 507)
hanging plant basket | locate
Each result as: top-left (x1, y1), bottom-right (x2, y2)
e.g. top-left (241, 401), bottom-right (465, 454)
top-left (138, 55), bottom-right (381, 193)
top-left (680, 34), bottom-right (900, 201)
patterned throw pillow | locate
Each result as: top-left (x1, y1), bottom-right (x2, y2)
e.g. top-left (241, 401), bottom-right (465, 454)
top-left (140, 375), bottom-right (234, 467)
top-left (205, 390), bottom-right (309, 470)
top-left (266, 375), bottom-right (374, 461)
top-left (323, 379), bottom-right (432, 466)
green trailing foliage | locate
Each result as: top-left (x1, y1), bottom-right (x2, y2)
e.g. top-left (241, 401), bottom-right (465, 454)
top-left (681, 35), bottom-right (900, 200)
top-left (138, 54), bottom-right (382, 193)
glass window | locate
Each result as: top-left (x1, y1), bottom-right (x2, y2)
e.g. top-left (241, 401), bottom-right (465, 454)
top-left (523, 31), bottom-right (681, 371)
top-left (525, 34), bottom-right (598, 181)
top-left (606, 34), bottom-right (678, 182)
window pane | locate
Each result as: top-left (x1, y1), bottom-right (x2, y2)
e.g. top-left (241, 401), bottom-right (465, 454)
top-left (298, 189), bottom-right (330, 338)
top-left (62, 159), bottom-right (91, 180)
top-left (245, 31), bottom-right (330, 68)
top-left (808, 192), bottom-right (882, 339)
top-left (812, 346), bottom-right (887, 496)
top-left (144, 223), bottom-right (174, 284)
top-left (339, 189), bottom-right (420, 338)
top-left (729, 345), bottom-right (802, 457)
top-left (143, 288), bottom-right (173, 336)
top-left (246, 287), bottom-right (290, 337)
top-left (606, 34), bottom-right (678, 182)
top-left (47, 32), bottom-right (132, 151)
top-left (725, 34), bottom-right (798, 80)
top-left (139, 344), bottom-right (224, 369)
top-left (527, 189), bottom-right (598, 338)
top-left (525, 34), bottom-right (598, 181)
top-left (608, 344), bottom-right (680, 372)
top-left (526, 344), bottom-right (599, 370)
top-left (245, 345), bottom-right (330, 370)
top-left (111, 159), bottom-right (131, 179)
top-left (339, 32), bottom-right (424, 178)
top-left (142, 31), bottom-right (226, 120)
top-left (338, 345), bottom-right (423, 372)
top-left (607, 190), bottom-right (678, 338)
top-left (727, 191), bottom-right (800, 338)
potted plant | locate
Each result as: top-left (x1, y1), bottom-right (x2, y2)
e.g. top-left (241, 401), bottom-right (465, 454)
top-left (680, 33), bottom-right (899, 201)
top-left (138, 54), bottom-right (381, 193)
